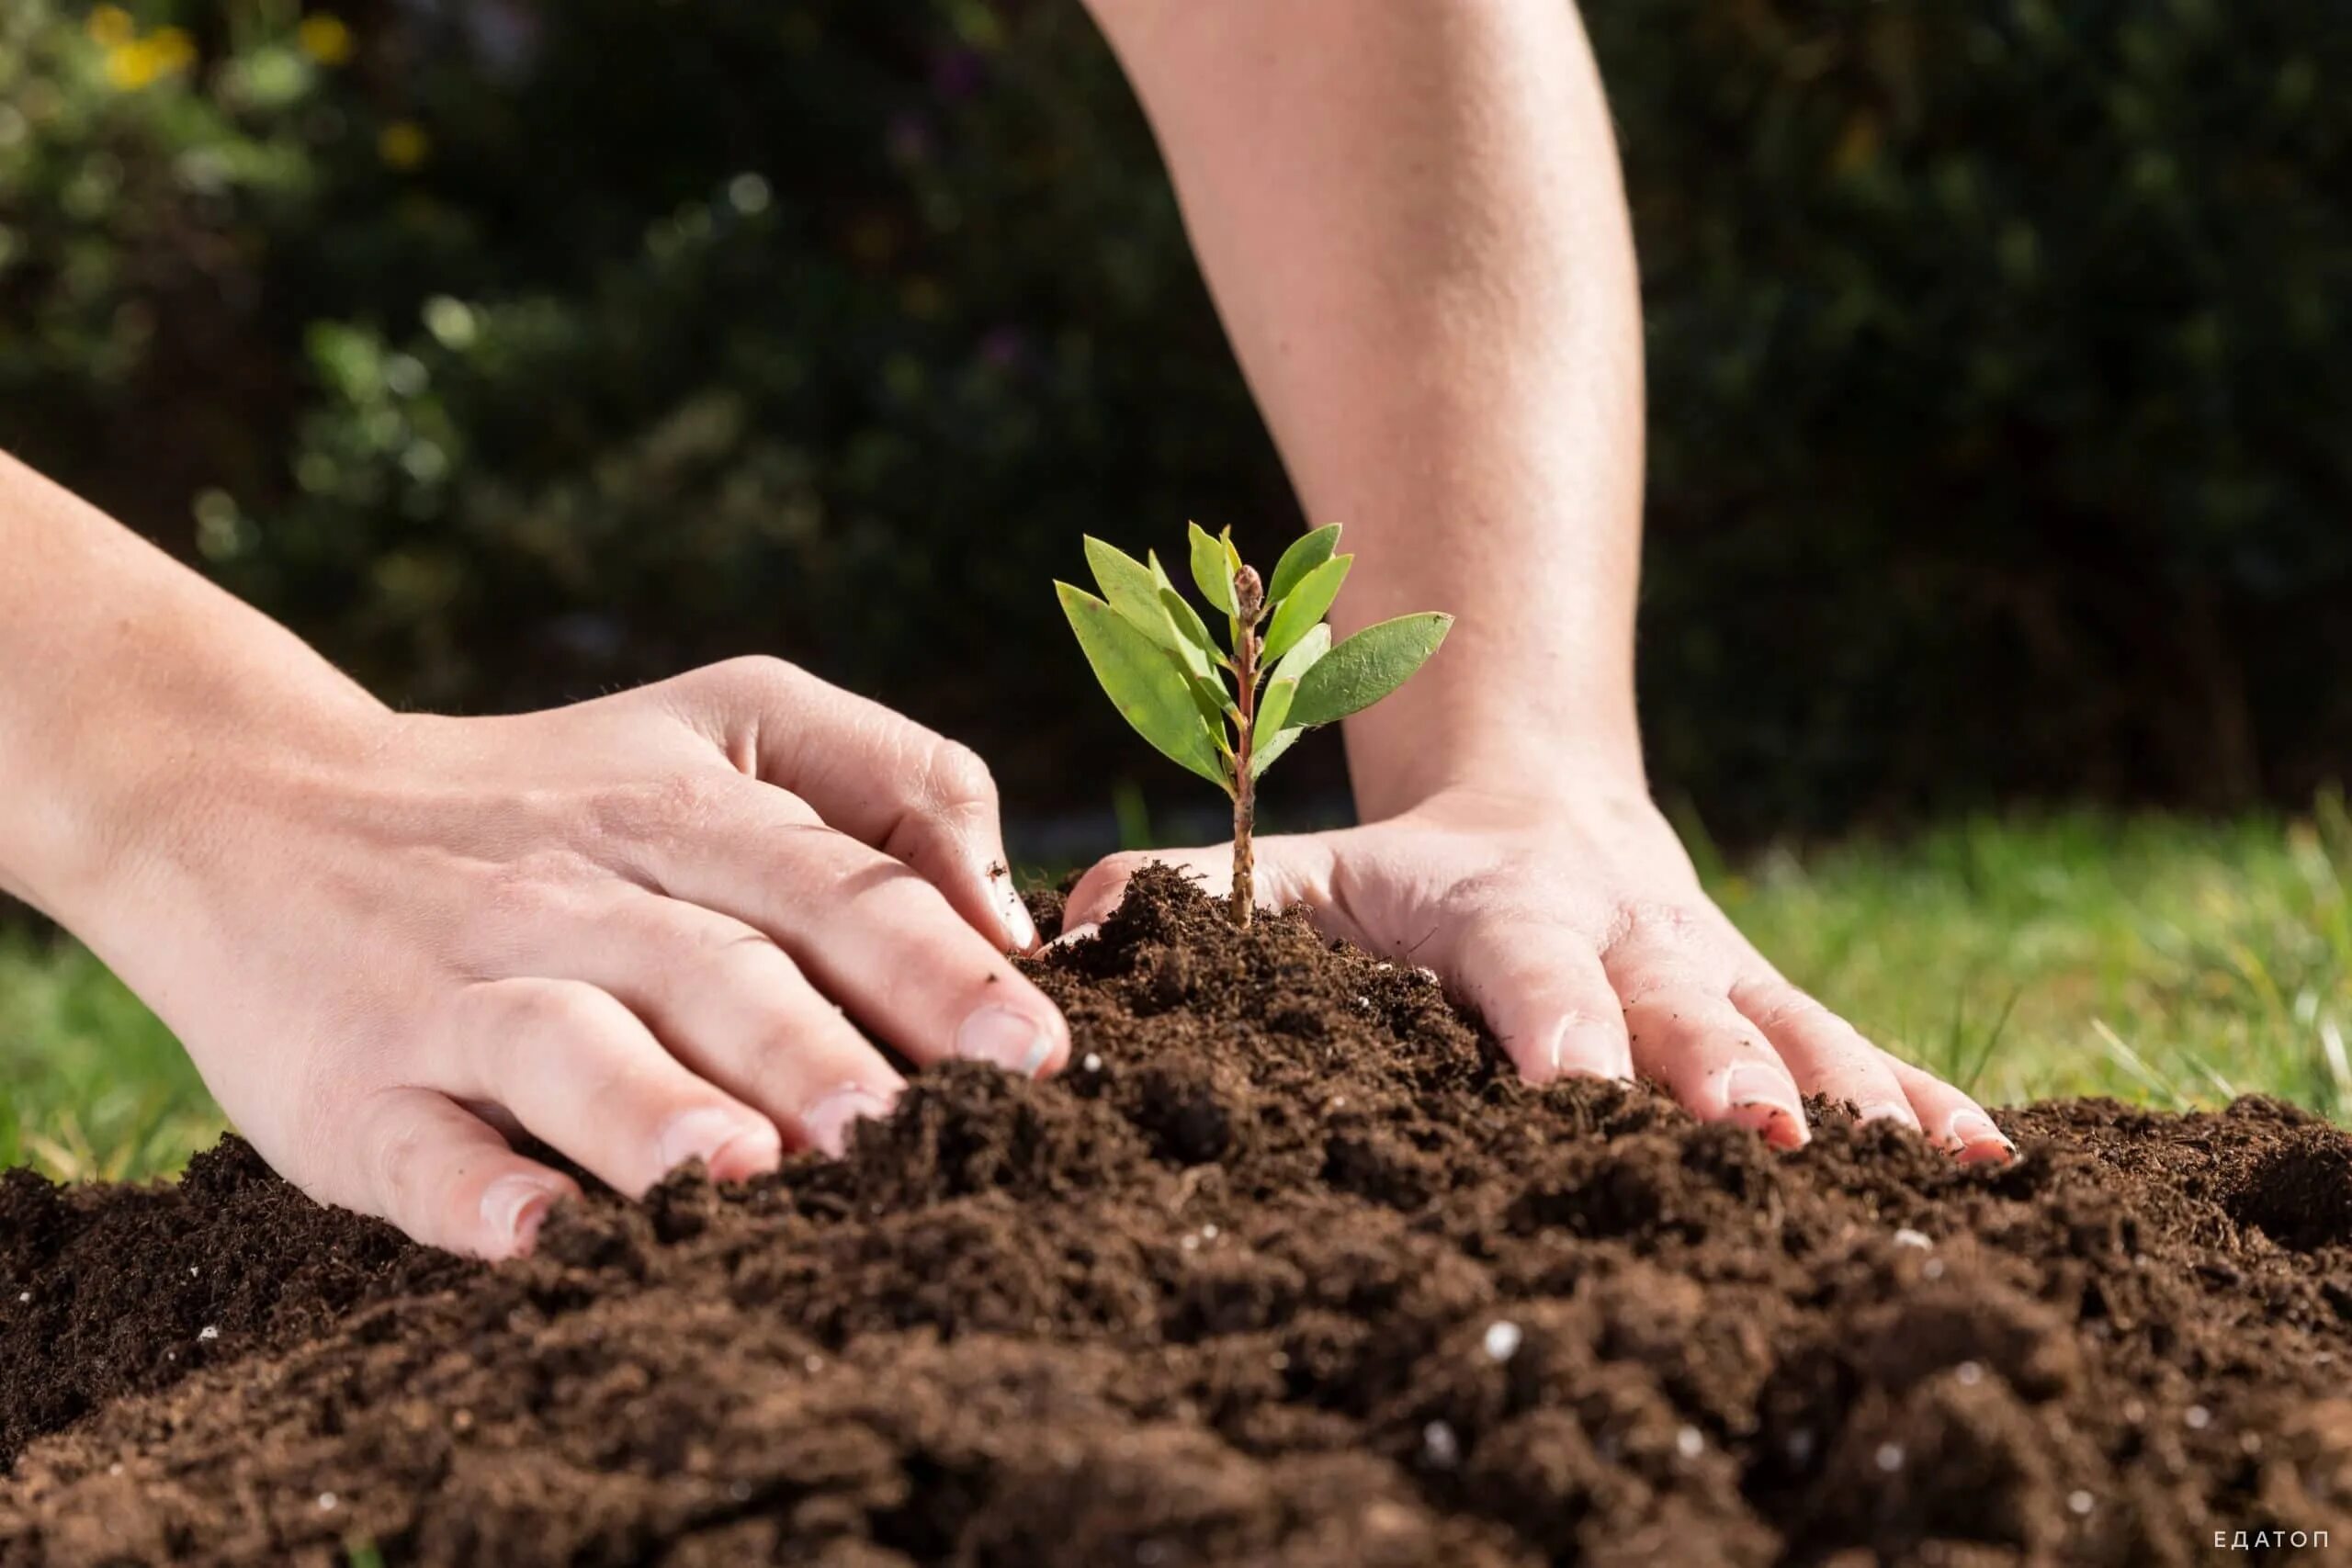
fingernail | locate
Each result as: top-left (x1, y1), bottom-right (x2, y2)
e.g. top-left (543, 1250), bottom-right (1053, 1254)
top-left (1945, 1109), bottom-right (2014, 1160)
top-left (995, 878), bottom-right (1040, 953)
top-left (800, 1083), bottom-right (899, 1158)
top-left (1723, 1063), bottom-right (1809, 1146)
top-left (481, 1175), bottom-right (562, 1255)
top-left (1046, 921), bottom-right (1102, 953)
top-left (956, 1004), bottom-right (1053, 1076)
top-left (659, 1107), bottom-right (782, 1180)
top-left (1542, 1019), bottom-right (1634, 1083)
top-left (1856, 1101), bottom-right (1916, 1128)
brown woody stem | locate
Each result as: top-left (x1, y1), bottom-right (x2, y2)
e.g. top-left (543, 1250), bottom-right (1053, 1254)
top-left (1230, 567), bottom-right (1263, 929)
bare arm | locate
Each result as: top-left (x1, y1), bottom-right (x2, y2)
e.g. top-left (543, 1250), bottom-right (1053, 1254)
top-left (1084, 0), bottom-right (1644, 817)
top-left (1069, 1), bottom-right (2013, 1161)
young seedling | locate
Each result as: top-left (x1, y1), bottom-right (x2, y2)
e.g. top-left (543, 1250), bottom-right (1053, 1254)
top-left (1058, 522), bottom-right (1451, 928)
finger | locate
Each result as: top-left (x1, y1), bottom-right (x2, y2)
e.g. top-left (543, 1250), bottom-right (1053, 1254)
top-left (537, 893), bottom-right (906, 1157)
top-left (662, 657), bottom-right (1037, 953)
top-left (1442, 915), bottom-right (1633, 1083)
top-left (353, 1086), bottom-right (577, 1261)
top-left (1731, 977), bottom-right (1920, 1132)
top-left (1057, 838), bottom-right (1336, 941)
top-left (1613, 971), bottom-right (1810, 1148)
top-left (1881, 1050), bottom-right (2017, 1164)
top-left (649, 789), bottom-right (1070, 1078)
top-left (444, 976), bottom-right (783, 1196)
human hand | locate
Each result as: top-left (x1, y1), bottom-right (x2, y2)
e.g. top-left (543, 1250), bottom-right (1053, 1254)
top-left (66, 657), bottom-right (1068, 1259)
top-left (1059, 784), bottom-right (2011, 1159)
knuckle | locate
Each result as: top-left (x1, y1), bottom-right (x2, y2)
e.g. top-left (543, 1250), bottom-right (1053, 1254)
top-left (589, 771), bottom-right (731, 844)
top-left (1624, 900), bottom-right (1714, 951)
top-left (502, 978), bottom-right (616, 1043)
top-left (456, 854), bottom-right (594, 957)
top-left (368, 1106), bottom-right (433, 1221)
top-left (707, 653), bottom-right (802, 699)
top-left (921, 739), bottom-right (998, 812)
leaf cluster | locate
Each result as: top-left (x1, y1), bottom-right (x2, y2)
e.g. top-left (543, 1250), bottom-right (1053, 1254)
top-left (1057, 523), bottom-right (1451, 796)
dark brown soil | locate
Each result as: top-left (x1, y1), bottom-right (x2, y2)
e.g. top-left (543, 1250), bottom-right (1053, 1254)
top-left (6, 866), bottom-right (2352, 1566)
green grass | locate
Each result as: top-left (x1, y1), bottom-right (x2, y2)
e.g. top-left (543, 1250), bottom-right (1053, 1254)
top-left (0, 933), bottom-right (221, 1181)
top-left (5, 798), bottom-right (2348, 1182)
top-left (1702, 793), bottom-right (2352, 1119)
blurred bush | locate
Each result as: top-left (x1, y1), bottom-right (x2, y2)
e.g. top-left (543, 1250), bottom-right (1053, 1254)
top-left (2, 0), bottom-right (2346, 833)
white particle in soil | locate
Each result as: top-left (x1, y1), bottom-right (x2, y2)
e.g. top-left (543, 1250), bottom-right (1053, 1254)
top-left (1374, 962), bottom-right (1395, 972)
top-left (1413, 966), bottom-right (1439, 984)
top-left (1269, 1351), bottom-right (1290, 1371)
top-left (164, 1351), bottom-right (175, 1362)
top-left (197, 1325), bottom-right (219, 1342)
top-left (1920, 1258), bottom-right (1946, 1280)
top-left (1893, 1228), bottom-right (1932, 1249)
top-left (317, 1493), bottom-right (338, 1511)
top-left (107, 1463), bottom-right (123, 1477)
top-left (1201, 1224), bottom-right (1218, 1239)
top-left (1482, 1320), bottom-right (1523, 1363)
top-left (804, 1354), bottom-right (826, 1373)
top-left (1081, 1053), bottom-right (1102, 1074)
top-left (1180, 1235), bottom-right (1200, 1252)
top-left (15, 1292), bottom-right (26, 1303)
top-left (1675, 1426), bottom-right (1704, 1460)
top-left (188, 1266), bottom-right (198, 1277)
top-left (1421, 1420), bottom-right (1461, 1469)
top-left (1874, 1443), bottom-right (1905, 1473)
top-left (1956, 1360), bottom-right (1984, 1386)
top-left (2068, 1489), bottom-right (2095, 1517)
top-left (2185, 1404), bottom-right (2211, 1429)
top-left (2241, 1432), bottom-right (2264, 1454)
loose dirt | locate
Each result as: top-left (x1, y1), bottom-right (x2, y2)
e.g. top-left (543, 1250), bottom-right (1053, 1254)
top-left (5, 866), bottom-right (2351, 1565)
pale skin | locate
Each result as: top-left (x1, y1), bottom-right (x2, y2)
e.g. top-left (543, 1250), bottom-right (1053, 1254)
top-left (0, 2), bottom-right (2007, 1261)
top-left (1066, 0), bottom-right (2011, 1161)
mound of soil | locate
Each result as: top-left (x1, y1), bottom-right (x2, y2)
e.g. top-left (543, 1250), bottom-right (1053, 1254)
top-left (6, 866), bottom-right (2352, 1566)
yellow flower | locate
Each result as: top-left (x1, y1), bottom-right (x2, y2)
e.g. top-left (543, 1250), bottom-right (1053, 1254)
top-left (298, 14), bottom-right (355, 66)
top-left (85, 5), bottom-right (134, 48)
top-left (378, 120), bottom-right (430, 170)
top-left (104, 28), bottom-right (197, 91)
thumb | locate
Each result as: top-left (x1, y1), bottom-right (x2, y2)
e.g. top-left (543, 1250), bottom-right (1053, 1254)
top-left (1056, 835), bottom-right (1335, 942)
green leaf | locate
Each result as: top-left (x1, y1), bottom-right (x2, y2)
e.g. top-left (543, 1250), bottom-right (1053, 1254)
top-left (1267, 524), bottom-right (1342, 605)
top-left (1269, 622), bottom-right (1330, 685)
top-left (1157, 586), bottom-right (1221, 679)
top-left (1253, 677), bottom-right (1296, 746)
top-left (1058, 582), bottom-right (1232, 792)
top-left (1084, 536), bottom-right (1181, 652)
top-left (1188, 520), bottom-right (1236, 615)
top-left (1287, 612), bottom-right (1453, 728)
top-left (1250, 725), bottom-right (1305, 780)
top-left (1188, 673), bottom-right (1235, 739)
top-left (1261, 554), bottom-right (1351, 664)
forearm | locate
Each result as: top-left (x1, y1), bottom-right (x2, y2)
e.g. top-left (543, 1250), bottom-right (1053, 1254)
top-left (0, 450), bottom-right (384, 919)
top-left (1087, 0), bottom-right (1646, 818)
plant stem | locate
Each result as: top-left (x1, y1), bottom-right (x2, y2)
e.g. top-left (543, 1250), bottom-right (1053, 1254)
top-left (1230, 567), bottom-right (1262, 929)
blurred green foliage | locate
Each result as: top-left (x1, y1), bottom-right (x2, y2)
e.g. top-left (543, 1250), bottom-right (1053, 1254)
top-left (2, 0), bottom-right (2346, 829)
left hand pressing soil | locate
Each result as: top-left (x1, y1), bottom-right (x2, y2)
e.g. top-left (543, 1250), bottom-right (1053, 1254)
top-left (1061, 784), bottom-right (2014, 1159)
